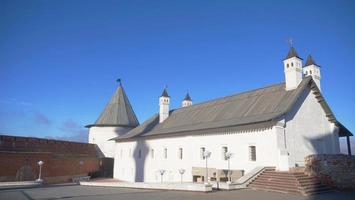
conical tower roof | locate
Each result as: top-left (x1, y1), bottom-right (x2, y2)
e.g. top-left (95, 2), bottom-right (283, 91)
top-left (304, 55), bottom-right (319, 67)
top-left (86, 82), bottom-right (139, 128)
top-left (161, 87), bottom-right (170, 97)
top-left (183, 92), bottom-right (192, 101)
top-left (285, 47), bottom-right (302, 60)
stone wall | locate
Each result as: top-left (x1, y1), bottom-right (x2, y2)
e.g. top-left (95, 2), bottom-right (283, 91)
top-left (304, 154), bottom-right (355, 190)
top-left (0, 135), bottom-right (101, 183)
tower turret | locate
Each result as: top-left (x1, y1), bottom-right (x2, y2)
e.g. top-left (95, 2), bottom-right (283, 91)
top-left (86, 79), bottom-right (139, 158)
top-left (283, 47), bottom-right (303, 91)
top-left (182, 92), bottom-right (192, 107)
top-left (303, 55), bottom-right (321, 91)
top-left (159, 87), bottom-right (170, 123)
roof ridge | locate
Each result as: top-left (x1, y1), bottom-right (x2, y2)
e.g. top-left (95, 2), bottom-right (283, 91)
top-left (175, 81), bottom-right (285, 111)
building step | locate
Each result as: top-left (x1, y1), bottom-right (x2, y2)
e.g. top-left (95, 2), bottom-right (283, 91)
top-left (250, 185), bottom-right (302, 194)
top-left (256, 175), bottom-right (298, 180)
top-left (250, 179), bottom-right (300, 187)
top-left (249, 182), bottom-right (301, 190)
top-left (247, 168), bottom-right (331, 196)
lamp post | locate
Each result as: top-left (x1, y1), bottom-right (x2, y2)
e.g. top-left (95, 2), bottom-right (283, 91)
top-left (178, 168), bottom-right (185, 183)
top-left (158, 169), bottom-right (165, 183)
top-left (225, 152), bottom-right (233, 183)
top-left (36, 160), bottom-right (44, 182)
top-left (79, 160), bottom-right (84, 175)
top-left (203, 151), bottom-right (211, 184)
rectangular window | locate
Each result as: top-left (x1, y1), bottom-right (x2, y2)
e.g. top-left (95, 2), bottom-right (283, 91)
top-left (151, 149), bottom-right (154, 159)
top-left (200, 147), bottom-right (205, 160)
top-left (178, 148), bottom-right (183, 160)
top-left (138, 149), bottom-right (142, 159)
top-left (164, 148), bottom-right (168, 159)
top-left (249, 146), bottom-right (256, 161)
top-left (222, 146), bottom-right (228, 160)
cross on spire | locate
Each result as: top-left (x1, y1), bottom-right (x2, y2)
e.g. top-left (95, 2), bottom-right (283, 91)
top-left (287, 37), bottom-right (293, 47)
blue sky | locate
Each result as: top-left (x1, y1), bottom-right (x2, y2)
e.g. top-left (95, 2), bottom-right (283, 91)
top-left (0, 0), bottom-right (354, 151)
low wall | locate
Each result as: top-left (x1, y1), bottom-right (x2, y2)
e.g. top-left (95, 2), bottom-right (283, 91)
top-left (304, 154), bottom-right (355, 190)
top-left (0, 135), bottom-right (101, 183)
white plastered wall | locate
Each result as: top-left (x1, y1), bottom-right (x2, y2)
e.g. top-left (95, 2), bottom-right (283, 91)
top-left (285, 87), bottom-right (340, 167)
top-left (113, 128), bottom-right (278, 182)
top-left (89, 126), bottom-right (132, 158)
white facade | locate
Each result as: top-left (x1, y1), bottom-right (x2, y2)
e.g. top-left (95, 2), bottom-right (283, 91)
top-left (284, 87), bottom-right (339, 166)
top-left (114, 127), bottom-right (278, 182)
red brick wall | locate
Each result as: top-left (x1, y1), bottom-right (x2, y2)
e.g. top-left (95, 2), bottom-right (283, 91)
top-left (0, 135), bottom-right (101, 183)
top-left (0, 135), bottom-right (97, 155)
top-left (305, 154), bottom-right (355, 190)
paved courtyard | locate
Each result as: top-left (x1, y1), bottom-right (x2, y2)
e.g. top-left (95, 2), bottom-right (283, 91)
top-left (1, 184), bottom-right (354, 200)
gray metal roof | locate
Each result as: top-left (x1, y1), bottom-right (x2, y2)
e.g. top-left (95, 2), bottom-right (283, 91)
top-left (113, 77), bottom-right (352, 140)
top-left (86, 83), bottom-right (139, 128)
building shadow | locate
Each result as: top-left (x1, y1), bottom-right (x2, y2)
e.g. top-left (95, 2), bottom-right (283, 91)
top-left (133, 139), bottom-right (148, 182)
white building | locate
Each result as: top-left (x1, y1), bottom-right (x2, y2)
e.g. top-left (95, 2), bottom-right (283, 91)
top-left (87, 47), bottom-right (352, 182)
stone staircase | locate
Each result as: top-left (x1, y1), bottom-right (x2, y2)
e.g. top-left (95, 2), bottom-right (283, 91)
top-left (247, 168), bottom-right (332, 195)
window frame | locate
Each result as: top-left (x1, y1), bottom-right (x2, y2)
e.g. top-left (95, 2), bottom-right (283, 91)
top-left (221, 146), bottom-right (228, 160)
top-left (178, 147), bottom-right (183, 160)
top-left (163, 147), bottom-right (168, 159)
top-left (249, 146), bottom-right (256, 161)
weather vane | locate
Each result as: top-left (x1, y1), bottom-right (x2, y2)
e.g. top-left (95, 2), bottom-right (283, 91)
top-left (116, 78), bottom-right (122, 85)
top-left (287, 37), bottom-right (293, 47)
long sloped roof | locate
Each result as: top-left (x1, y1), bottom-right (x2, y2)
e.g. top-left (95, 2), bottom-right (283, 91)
top-left (114, 77), bottom-right (352, 140)
top-left (86, 84), bottom-right (139, 128)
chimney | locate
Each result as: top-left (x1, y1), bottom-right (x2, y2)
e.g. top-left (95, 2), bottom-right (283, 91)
top-left (159, 87), bottom-right (170, 123)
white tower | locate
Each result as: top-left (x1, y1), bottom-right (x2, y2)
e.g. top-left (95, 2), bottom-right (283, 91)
top-left (182, 92), bottom-right (192, 107)
top-left (303, 55), bottom-right (321, 91)
top-left (159, 87), bottom-right (170, 123)
top-left (86, 79), bottom-right (139, 158)
top-left (283, 47), bottom-right (303, 91)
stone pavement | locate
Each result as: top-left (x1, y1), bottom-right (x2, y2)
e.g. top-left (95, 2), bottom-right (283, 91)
top-left (1, 184), bottom-right (355, 200)
top-left (0, 181), bottom-right (41, 190)
top-left (80, 178), bottom-right (213, 192)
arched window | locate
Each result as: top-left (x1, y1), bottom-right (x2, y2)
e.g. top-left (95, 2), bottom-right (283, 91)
top-left (286, 63), bottom-right (289, 68)
top-left (305, 71), bottom-right (308, 75)
top-left (310, 70), bottom-right (312, 75)
top-left (291, 62), bottom-right (294, 67)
